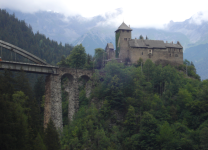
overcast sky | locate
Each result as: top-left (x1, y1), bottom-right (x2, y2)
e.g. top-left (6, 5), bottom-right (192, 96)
top-left (1, 0), bottom-right (208, 28)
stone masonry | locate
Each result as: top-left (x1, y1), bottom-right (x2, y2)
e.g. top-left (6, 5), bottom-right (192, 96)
top-left (44, 68), bottom-right (93, 130)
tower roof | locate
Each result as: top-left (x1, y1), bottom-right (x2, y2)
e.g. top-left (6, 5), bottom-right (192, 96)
top-left (115, 22), bottom-right (132, 32)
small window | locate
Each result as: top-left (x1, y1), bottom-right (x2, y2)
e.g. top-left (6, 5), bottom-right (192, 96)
top-left (124, 38), bottom-right (127, 41)
top-left (169, 54), bottom-right (171, 57)
top-left (175, 54), bottom-right (178, 57)
top-left (142, 52), bottom-right (143, 55)
top-left (179, 49), bottom-right (181, 52)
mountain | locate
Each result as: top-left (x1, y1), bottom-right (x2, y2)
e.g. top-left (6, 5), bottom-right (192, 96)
top-left (184, 43), bottom-right (208, 80)
top-left (72, 27), bottom-right (115, 55)
top-left (5, 9), bottom-right (106, 45)
top-left (166, 16), bottom-right (208, 47)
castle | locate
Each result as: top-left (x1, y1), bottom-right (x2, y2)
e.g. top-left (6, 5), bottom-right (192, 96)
top-left (105, 22), bottom-right (183, 65)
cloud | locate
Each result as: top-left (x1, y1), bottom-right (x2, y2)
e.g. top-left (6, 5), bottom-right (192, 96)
top-left (1, 0), bottom-right (208, 29)
top-left (189, 11), bottom-right (208, 25)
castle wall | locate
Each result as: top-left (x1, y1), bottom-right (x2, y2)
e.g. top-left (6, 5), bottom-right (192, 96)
top-left (129, 47), bottom-right (183, 64)
top-left (106, 47), bottom-right (115, 60)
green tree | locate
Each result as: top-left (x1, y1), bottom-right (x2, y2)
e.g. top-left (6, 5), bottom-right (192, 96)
top-left (139, 35), bottom-right (144, 39)
top-left (200, 127), bottom-right (208, 150)
top-left (44, 119), bottom-right (61, 150)
top-left (66, 44), bottom-right (86, 69)
top-left (33, 133), bottom-right (47, 150)
top-left (139, 112), bottom-right (158, 150)
top-left (94, 48), bottom-right (105, 69)
top-left (124, 105), bottom-right (136, 135)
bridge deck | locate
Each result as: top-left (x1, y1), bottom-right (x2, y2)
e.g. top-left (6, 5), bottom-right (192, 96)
top-left (0, 61), bottom-right (59, 74)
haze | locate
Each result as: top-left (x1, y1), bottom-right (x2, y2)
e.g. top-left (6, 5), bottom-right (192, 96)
top-left (1, 0), bottom-right (208, 28)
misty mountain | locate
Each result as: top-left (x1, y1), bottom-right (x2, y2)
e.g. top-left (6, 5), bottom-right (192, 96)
top-left (184, 43), bottom-right (208, 80)
top-left (5, 9), bottom-right (106, 44)
top-left (166, 18), bottom-right (208, 47)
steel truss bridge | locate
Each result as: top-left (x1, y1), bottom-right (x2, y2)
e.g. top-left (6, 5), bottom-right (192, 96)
top-left (0, 40), bottom-right (58, 74)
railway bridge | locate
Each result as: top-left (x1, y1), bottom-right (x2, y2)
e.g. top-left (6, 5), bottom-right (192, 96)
top-left (0, 40), bottom-right (93, 130)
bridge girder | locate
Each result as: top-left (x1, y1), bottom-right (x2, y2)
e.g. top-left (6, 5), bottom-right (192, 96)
top-left (0, 40), bottom-right (49, 65)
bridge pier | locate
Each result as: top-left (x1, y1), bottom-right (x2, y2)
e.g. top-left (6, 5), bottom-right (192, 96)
top-left (44, 74), bottom-right (63, 130)
top-left (44, 68), bottom-right (93, 130)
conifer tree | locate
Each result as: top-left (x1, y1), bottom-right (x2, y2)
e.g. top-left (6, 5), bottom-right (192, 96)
top-left (44, 119), bottom-right (61, 150)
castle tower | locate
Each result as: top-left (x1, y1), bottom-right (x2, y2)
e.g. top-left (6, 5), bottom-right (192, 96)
top-left (115, 22), bottom-right (132, 61)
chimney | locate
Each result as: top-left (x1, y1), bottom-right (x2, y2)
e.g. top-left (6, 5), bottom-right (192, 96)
top-left (129, 25), bottom-right (130, 27)
top-left (135, 37), bottom-right (137, 39)
top-left (172, 41), bottom-right (173, 44)
top-left (166, 41), bottom-right (168, 43)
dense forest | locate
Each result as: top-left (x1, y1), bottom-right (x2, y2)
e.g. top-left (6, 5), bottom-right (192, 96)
top-left (60, 56), bottom-right (208, 150)
top-left (1, 9), bottom-right (208, 150)
top-left (0, 9), bottom-right (73, 65)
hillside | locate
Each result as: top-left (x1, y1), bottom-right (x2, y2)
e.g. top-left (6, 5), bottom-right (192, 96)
top-left (60, 60), bottom-right (207, 150)
top-left (1, 8), bottom-right (208, 150)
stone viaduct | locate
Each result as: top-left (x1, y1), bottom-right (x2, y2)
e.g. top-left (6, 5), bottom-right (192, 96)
top-left (0, 40), bottom-right (94, 131)
top-left (44, 68), bottom-right (93, 130)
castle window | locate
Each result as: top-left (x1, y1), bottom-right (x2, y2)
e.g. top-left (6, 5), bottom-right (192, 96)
top-left (168, 48), bottom-right (171, 52)
top-left (169, 54), bottom-right (171, 57)
top-left (175, 54), bottom-right (178, 57)
top-left (142, 52), bottom-right (143, 55)
top-left (124, 38), bottom-right (127, 41)
top-left (179, 49), bottom-right (181, 52)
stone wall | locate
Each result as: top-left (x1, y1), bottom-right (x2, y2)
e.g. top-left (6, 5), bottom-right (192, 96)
top-left (129, 47), bottom-right (183, 65)
top-left (44, 68), bottom-right (93, 130)
top-left (44, 74), bottom-right (62, 130)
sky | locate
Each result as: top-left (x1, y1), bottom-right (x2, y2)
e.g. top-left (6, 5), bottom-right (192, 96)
top-left (1, 0), bottom-right (208, 28)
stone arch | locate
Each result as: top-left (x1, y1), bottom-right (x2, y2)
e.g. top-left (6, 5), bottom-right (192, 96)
top-left (78, 75), bottom-right (91, 98)
top-left (79, 75), bottom-right (90, 83)
top-left (61, 73), bottom-right (75, 125)
top-left (44, 68), bottom-right (93, 130)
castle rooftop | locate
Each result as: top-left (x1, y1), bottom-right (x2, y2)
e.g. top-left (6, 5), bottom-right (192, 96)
top-left (106, 43), bottom-right (114, 49)
top-left (129, 39), bottom-right (183, 49)
top-left (115, 22), bottom-right (132, 32)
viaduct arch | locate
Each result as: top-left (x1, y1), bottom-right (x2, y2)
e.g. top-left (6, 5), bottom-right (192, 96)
top-left (44, 68), bottom-right (93, 130)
